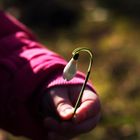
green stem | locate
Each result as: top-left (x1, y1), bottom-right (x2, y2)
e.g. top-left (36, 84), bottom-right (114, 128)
top-left (72, 47), bottom-right (93, 117)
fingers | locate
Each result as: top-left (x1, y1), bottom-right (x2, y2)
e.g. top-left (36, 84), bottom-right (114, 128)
top-left (44, 86), bottom-right (101, 139)
top-left (44, 113), bottom-right (100, 139)
top-left (44, 117), bottom-right (73, 139)
top-left (74, 88), bottom-right (101, 123)
top-left (48, 86), bottom-right (100, 123)
top-left (73, 113), bottom-right (101, 134)
top-left (48, 87), bottom-right (74, 120)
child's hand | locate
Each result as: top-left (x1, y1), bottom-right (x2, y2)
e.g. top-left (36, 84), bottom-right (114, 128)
top-left (44, 85), bottom-right (101, 140)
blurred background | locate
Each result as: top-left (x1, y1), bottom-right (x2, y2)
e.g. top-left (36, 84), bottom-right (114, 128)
top-left (0, 0), bottom-right (140, 140)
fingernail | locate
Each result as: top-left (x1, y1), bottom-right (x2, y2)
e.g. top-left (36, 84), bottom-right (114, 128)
top-left (60, 108), bottom-right (74, 120)
top-left (64, 108), bottom-right (73, 115)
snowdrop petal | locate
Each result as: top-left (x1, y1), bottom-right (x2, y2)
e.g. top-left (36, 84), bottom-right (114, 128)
top-left (63, 58), bottom-right (77, 81)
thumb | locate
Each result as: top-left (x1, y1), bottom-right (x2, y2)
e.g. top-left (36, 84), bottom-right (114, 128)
top-left (48, 86), bottom-right (74, 120)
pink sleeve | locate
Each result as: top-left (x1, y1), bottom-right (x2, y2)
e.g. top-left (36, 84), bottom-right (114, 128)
top-left (0, 11), bottom-right (95, 139)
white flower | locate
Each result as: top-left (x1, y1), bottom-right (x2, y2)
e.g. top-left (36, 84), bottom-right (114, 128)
top-left (63, 58), bottom-right (77, 81)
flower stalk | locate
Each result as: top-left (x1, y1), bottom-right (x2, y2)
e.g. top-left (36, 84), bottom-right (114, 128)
top-left (63, 47), bottom-right (93, 118)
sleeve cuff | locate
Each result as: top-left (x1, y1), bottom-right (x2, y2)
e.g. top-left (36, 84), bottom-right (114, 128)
top-left (46, 70), bottom-right (96, 93)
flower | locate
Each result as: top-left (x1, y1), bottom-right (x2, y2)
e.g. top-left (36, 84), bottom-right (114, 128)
top-left (63, 58), bottom-right (77, 81)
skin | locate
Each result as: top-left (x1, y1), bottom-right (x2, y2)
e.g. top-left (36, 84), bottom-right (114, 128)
top-left (43, 85), bottom-right (101, 140)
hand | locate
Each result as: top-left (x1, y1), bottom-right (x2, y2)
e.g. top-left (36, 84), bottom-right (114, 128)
top-left (43, 85), bottom-right (101, 140)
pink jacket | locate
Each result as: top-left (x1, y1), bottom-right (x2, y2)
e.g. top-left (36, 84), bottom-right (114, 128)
top-left (0, 11), bottom-right (94, 139)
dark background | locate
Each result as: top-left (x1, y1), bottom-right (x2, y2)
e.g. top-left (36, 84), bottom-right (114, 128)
top-left (0, 0), bottom-right (140, 139)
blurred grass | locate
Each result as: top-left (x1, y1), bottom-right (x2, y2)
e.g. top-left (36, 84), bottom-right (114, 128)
top-left (1, 0), bottom-right (140, 140)
top-left (42, 5), bottom-right (140, 140)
